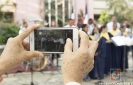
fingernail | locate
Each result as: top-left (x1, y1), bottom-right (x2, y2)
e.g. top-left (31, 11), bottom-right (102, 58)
top-left (39, 53), bottom-right (43, 58)
top-left (34, 24), bottom-right (40, 28)
top-left (66, 38), bottom-right (70, 42)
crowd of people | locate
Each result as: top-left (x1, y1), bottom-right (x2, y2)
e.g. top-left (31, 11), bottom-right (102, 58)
top-left (43, 16), bottom-right (132, 80)
top-left (35, 31), bottom-right (65, 52)
top-left (78, 16), bottom-right (132, 81)
top-left (18, 16), bottom-right (132, 81)
top-left (47, 16), bottom-right (132, 74)
top-left (46, 16), bottom-right (131, 80)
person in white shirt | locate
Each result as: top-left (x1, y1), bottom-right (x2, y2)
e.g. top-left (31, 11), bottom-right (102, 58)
top-left (0, 24), bottom-right (98, 85)
top-left (77, 20), bottom-right (83, 30)
top-left (87, 18), bottom-right (94, 35)
top-left (19, 21), bottom-right (29, 42)
top-left (123, 21), bottom-right (132, 34)
top-left (125, 27), bottom-right (131, 33)
top-left (59, 37), bottom-right (65, 52)
top-left (59, 37), bottom-right (64, 44)
top-left (107, 16), bottom-right (120, 32)
top-left (64, 19), bottom-right (76, 27)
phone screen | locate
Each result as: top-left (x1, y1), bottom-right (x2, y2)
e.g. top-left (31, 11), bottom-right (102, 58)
top-left (34, 29), bottom-right (73, 52)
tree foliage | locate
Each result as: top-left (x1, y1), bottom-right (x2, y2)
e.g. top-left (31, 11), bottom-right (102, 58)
top-left (106, 0), bottom-right (133, 23)
top-left (98, 10), bottom-right (110, 24)
top-left (0, 23), bottom-right (19, 44)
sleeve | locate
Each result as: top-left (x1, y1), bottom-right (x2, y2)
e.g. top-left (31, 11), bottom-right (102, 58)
top-left (66, 82), bottom-right (81, 85)
top-left (0, 76), bottom-right (3, 82)
top-left (101, 38), bottom-right (106, 58)
top-left (98, 37), bottom-right (106, 58)
top-left (19, 30), bottom-right (22, 35)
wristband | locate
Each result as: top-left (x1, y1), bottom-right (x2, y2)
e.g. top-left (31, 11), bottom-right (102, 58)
top-left (0, 76), bottom-right (3, 82)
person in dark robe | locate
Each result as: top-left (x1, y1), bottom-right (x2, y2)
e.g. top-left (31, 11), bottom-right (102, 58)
top-left (96, 37), bottom-right (106, 79)
top-left (98, 26), bottom-right (112, 75)
top-left (83, 26), bottom-right (107, 80)
top-left (88, 27), bottom-right (100, 79)
top-left (109, 23), bottom-right (121, 69)
top-left (94, 26), bottom-right (111, 79)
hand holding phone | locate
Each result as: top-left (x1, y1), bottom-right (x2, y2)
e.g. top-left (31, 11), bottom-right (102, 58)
top-left (30, 27), bottom-right (78, 70)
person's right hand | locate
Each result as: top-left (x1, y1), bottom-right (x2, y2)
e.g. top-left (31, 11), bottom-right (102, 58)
top-left (62, 31), bottom-right (98, 84)
top-left (106, 40), bottom-right (112, 43)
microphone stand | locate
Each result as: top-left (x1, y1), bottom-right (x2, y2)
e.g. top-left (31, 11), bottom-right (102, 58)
top-left (31, 60), bottom-right (34, 85)
top-left (122, 45), bottom-right (126, 83)
top-left (125, 46), bottom-right (133, 79)
top-left (121, 45), bottom-right (133, 82)
top-left (130, 46), bottom-right (133, 78)
top-left (120, 23), bottom-right (133, 82)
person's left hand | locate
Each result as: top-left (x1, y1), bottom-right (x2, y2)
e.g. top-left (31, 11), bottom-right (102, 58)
top-left (0, 24), bottom-right (43, 75)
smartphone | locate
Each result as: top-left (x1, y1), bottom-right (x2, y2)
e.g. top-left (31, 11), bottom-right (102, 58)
top-left (30, 27), bottom-right (78, 53)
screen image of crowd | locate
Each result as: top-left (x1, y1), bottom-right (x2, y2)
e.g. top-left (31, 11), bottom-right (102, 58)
top-left (34, 30), bottom-right (73, 52)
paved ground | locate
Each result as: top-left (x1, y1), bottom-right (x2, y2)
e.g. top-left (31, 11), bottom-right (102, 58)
top-left (1, 69), bottom-right (133, 85)
top-left (1, 54), bottom-right (133, 85)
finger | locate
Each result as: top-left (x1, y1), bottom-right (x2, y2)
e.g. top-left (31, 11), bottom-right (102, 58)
top-left (64, 38), bottom-right (72, 54)
top-left (25, 51), bottom-right (44, 60)
top-left (22, 40), bottom-right (30, 50)
top-left (17, 24), bottom-right (40, 41)
top-left (79, 31), bottom-right (89, 49)
top-left (88, 41), bottom-right (98, 58)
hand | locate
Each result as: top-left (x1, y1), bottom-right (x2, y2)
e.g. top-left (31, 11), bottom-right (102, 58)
top-left (0, 24), bottom-right (43, 76)
top-left (95, 52), bottom-right (98, 56)
top-left (62, 31), bottom-right (98, 84)
top-left (106, 40), bottom-right (112, 43)
top-left (123, 32), bottom-right (128, 37)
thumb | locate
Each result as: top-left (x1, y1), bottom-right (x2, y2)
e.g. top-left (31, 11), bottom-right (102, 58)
top-left (64, 38), bottom-right (72, 54)
top-left (25, 51), bottom-right (44, 60)
top-left (88, 41), bottom-right (98, 58)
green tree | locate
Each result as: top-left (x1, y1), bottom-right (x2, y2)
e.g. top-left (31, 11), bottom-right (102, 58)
top-left (98, 10), bottom-right (110, 25)
top-left (0, 23), bottom-right (19, 44)
top-left (106, 0), bottom-right (133, 23)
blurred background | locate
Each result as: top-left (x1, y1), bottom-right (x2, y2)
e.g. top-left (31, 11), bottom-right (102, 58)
top-left (0, 0), bottom-right (133, 85)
